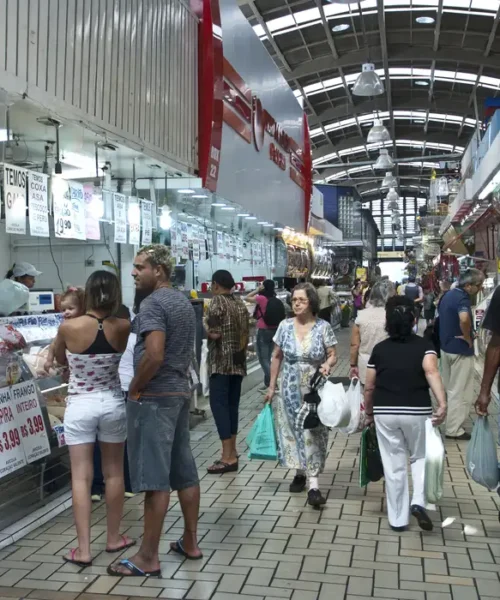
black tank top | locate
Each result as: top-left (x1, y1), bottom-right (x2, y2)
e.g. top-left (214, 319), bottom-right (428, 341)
top-left (81, 315), bottom-right (119, 355)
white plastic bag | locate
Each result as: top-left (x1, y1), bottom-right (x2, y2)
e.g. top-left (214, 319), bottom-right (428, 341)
top-left (340, 378), bottom-right (364, 434)
top-left (424, 419), bottom-right (445, 503)
top-left (0, 280), bottom-right (29, 316)
top-left (200, 340), bottom-right (209, 397)
top-left (466, 416), bottom-right (499, 491)
top-left (317, 381), bottom-right (350, 428)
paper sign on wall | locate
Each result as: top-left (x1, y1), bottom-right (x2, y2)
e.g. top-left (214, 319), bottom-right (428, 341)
top-left (3, 163), bottom-right (27, 235)
top-left (128, 198), bottom-right (141, 245)
top-left (113, 193), bottom-right (127, 244)
top-left (10, 381), bottom-right (50, 463)
top-left (141, 200), bottom-right (153, 245)
top-left (84, 184), bottom-right (101, 241)
top-left (0, 386), bottom-right (26, 479)
top-left (28, 171), bottom-right (49, 237)
top-left (69, 182), bottom-right (86, 240)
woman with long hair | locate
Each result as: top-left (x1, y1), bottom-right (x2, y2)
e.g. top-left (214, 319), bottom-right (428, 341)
top-left (364, 296), bottom-right (447, 532)
top-left (54, 271), bottom-right (133, 567)
top-left (265, 283), bottom-right (337, 507)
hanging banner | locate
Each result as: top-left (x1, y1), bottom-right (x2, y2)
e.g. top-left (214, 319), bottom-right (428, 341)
top-left (113, 193), bottom-right (127, 244)
top-left (69, 182), bottom-right (86, 240)
top-left (141, 200), bottom-right (153, 245)
top-left (10, 381), bottom-right (50, 463)
top-left (28, 171), bottom-right (49, 237)
top-left (84, 184), bottom-right (101, 241)
top-left (0, 386), bottom-right (26, 479)
top-left (3, 163), bottom-right (28, 235)
top-left (128, 198), bottom-right (141, 246)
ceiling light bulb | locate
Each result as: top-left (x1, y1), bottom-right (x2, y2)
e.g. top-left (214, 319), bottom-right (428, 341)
top-left (381, 171), bottom-right (397, 188)
top-left (416, 16), bottom-right (435, 24)
top-left (159, 208), bottom-right (172, 230)
top-left (415, 80), bottom-right (429, 86)
top-left (352, 63), bottom-right (384, 97)
top-left (374, 149), bottom-right (394, 169)
top-left (332, 23), bottom-right (350, 32)
top-left (367, 119), bottom-right (391, 143)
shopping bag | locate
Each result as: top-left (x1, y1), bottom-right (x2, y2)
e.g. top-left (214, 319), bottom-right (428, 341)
top-left (359, 426), bottom-right (384, 487)
top-left (199, 340), bottom-right (209, 397)
top-left (247, 404), bottom-right (278, 461)
top-left (466, 416), bottom-right (499, 491)
top-left (340, 378), bottom-right (365, 434)
top-left (424, 419), bottom-right (445, 503)
top-left (317, 381), bottom-right (350, 428)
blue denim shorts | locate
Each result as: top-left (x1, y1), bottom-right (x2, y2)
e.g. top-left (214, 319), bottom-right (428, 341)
top-left (126, 395), bottom-right (199, 493)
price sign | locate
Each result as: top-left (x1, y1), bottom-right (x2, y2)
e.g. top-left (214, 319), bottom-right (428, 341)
top-left (113, 193), bottom-right (127, 243)
top-left (141, 200), bottom-right (153, 245)
top-left (180, 222), bottom-right (189, 259)
top-left (0, 386), bottom-right (26, 478)
top-left (53, 177), bottom-right (73, 238)
top-left (170, 221), bottom-right (178, 256)
top-left (207, 230), bottom-right (214, 255)
top-left (217, 231), bottom-right (224, 259)
top-left (10, 381), bottom-right (50, 463)
top-left (84, 184), bottom-right (101, 241)
top-left (3, 163), bottom-right (28, 235)
top-left (28, 171), bottom-right (49, 237)
top-left (128, 198), bottom-right (141, 245)
top-left (69, 182), bottom-right (86, 240)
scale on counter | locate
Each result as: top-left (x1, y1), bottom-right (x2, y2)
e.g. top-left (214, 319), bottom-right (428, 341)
top-left (28, 291), bottom-right (55, 313)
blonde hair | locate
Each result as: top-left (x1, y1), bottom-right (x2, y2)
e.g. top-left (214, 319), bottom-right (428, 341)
top-left (60, 287), bottom-right (85, 313)
top-left (138, 244), bottom-right (174, 280)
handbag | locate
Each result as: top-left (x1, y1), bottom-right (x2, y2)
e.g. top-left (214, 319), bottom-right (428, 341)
top-left (295, 370), bottom-right (324, 430)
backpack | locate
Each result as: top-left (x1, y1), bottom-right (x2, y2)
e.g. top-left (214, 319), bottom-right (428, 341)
top-left (257, 297), bottom-right (286, 328)
top-left (404, 284), bottom-right (420, 302)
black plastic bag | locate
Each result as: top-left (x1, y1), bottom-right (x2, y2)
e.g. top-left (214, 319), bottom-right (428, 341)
top-left (360, 426), bottom-right (384, 487)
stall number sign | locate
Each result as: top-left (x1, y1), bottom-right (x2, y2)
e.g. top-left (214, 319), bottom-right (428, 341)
top-left (113, 193), bottom-right (127, 244)
top-left (3, 164), bottom-right (28, 235)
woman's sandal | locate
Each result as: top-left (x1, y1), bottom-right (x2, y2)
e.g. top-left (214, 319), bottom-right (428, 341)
top-left (170, 539), bottom-right (203, 560)
top-left (206, 460), bottom-right (238, 474)
top-left (63, 548), bottom-right (92, 568)
top-left (105, 534), bottom-right (136, 553)
top-left (107, 558), bottom-right (161, 578)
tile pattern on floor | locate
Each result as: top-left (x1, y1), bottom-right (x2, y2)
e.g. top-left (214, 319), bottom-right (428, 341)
top-left (0, 326), bottom-right (499, 599)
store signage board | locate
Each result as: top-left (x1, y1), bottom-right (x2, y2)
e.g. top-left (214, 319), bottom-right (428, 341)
top-left (113, 193), bottom-right (127, 244)
top-left (378, 251), bottom-right (405, 259)
top-left (28, 171), bottom-right (49, 237)
top-left (3, 163), bottom-right (28, 235)
top-left (84, 184), bottom-right (101, 241)
top-left (128, 198), bottom-right (141, 246)
top-left (0, 386), bottom-right (26, 478)
top-left (141, 200), bottom-right (153, 245)
top-left (69, 182), bottom-right (86, 240)
top-left (10, 381), bottom-right (50, 463)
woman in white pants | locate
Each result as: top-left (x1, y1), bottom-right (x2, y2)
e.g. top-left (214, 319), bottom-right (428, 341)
top-left (364, 296), bottom-right (447, 532)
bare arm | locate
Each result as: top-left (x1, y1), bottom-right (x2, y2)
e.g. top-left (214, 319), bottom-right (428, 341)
top-left (350, 324), bottom-right (361, 378)
top-left (423, 353), bottom-right (447, 425)
top-left (53, 329), bottom-right (68, 366)
top-left (244, 288), bottom-right (261, 304)
top-left (458, 311), bottom-right (473, 346)
top-left (475, 332), bottom-right (500, 415)
top-left (363, 367), bottom-right (376, 424)
top-left (44, 339), bottom-right (56, 372)
top-left (265, 344), bottom-right (283, 402)
top-left (129, 331), bottom-right (165, 399)
top-left (320, 345), bottom-right (337, 377)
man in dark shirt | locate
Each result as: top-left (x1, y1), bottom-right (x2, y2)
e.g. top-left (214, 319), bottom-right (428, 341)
top-left (476, 285), bottom-right (500, 415)
top-left (109, 245), bottom-right (201, 578)
top-left (439, 268), bottom-right (484, 440)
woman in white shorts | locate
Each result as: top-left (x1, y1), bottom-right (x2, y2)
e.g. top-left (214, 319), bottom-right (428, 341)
top-left (54, 270), bottom-right (133, 567)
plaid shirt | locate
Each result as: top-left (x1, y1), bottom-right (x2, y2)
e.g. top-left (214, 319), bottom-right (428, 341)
top-left (205, 294), bottom-right (249, 377)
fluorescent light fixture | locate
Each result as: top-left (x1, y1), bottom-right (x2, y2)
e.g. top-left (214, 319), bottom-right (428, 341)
top-left (263, 223), bottom-right (273, 227)
top-left (382, 172), bottom-right (397, 188)
top-left (257, 221), bottom-right (267, 225)
top-left (211, 202), bottom-right (226, 207)
top-left (274, 227), bottom-right (284, 231)
top-left (192, 194), bottom-right (209, 199)
top-left (367, 119), bottom-right (391, 143)
top-left (177, 189), bottom-right (195, 194)
top-left (237, 213), bottom-right (250, 217)
top-left (352, 63), bottom-right (384, 97)
top-left (415, 80), bottom-right (430, 86)
top-left (374, 149), bottom-right (394, 169)
top-left (0, 129), bottom-right (8, 142)
top-left (332, 23), bottom-right (350, 32)
top-left (415, 119), bottom-right (425, 124)
top-left (416, 16), bottom-right (435, 24)
top-left (221, 206), bottom-right (235, 211)
top-left (159, 207), bottom-right (172, 230)
top-left (246, 216), bottom-right (257, 220)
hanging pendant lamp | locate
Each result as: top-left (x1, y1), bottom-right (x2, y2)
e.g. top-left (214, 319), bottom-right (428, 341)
top-left (374, 149), bottom-right (394, 170)
top-left (352, 63), bottom-right (385, 97)
top-left (367, 119), bottom-right (390, 143)
top-left (381, 171), bottom-right (397, 188)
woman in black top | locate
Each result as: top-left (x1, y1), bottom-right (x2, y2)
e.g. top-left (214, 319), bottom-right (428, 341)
top-left (364, 296), bottom-right (447, 532)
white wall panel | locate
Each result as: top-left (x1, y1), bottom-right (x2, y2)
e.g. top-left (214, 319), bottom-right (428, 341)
top-left (0, 0), bottom-right (198, 172)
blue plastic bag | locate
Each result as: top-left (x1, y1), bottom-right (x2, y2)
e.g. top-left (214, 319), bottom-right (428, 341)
top-left (247, 404), bottom-right (278, 461)
top-left (466, 416), bottom-right (499, 491)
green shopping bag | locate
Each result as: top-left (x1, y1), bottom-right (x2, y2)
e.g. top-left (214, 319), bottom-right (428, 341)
top-left (247, 404), bottom-right (278, 461)
top-left (359, 426), bottom-right (384, 487)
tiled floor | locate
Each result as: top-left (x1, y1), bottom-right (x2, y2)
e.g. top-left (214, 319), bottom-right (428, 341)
top-left (0, 327), bottom-right (499, 599)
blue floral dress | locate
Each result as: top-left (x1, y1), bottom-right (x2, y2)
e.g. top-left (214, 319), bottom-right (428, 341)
top-left (273, 318), bottom-right (337, 475)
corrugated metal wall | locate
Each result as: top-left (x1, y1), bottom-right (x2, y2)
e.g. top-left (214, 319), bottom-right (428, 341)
top-left (0, 0), bottom-right (198, 172)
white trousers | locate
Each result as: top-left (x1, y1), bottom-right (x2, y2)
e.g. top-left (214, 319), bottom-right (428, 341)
top-left (375, 413), bottom-right (427, 528)
top-left (440, 352), bottom-right (474, 437)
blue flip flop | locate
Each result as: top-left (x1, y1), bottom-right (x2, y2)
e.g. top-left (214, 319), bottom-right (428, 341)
top-left (107, 558), bottom-right (162, 578)
top-left (170, 539), bottom-right (203, 560)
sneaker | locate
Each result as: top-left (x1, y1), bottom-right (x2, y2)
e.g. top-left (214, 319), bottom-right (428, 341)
top-left (445, 432), bottom-right (471, 441)
top-left (390, 525), bottom-right (408, 532)
top-left (411, 505), bottom-right (433, 531)
top-left (124, 492), bottom-right (136, 498)
top-left (289, 474), bottom-right (307, 493)
top-left (307, 489), bottom-right (326, 507)
top-left (91, 494), bottom-right (102, 503)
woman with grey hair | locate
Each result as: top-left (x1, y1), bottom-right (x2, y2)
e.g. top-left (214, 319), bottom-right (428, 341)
top-left (350, 279), bottom-right (395, 385)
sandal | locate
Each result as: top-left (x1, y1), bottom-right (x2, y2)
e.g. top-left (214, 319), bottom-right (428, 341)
top-left (63, 548), bottom-right (92, 568)
top-left (107, 558), bottom-right (162, 578)
top-left (207, 460), bottom-right (238, 474)
top-left (105, 534), bottom-right (136, 553)
top-left (170, 539), bottom-right (203, 561)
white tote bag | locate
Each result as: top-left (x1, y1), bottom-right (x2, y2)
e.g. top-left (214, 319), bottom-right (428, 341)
top-left (339, 378), bottom-right (364, 434)
top-left (317, 381), bottom-right (351, 428)
top-left (424, 418), bottom-right (445, 505)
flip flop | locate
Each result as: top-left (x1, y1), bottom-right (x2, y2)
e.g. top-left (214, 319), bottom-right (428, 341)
top-left (170, 539), bottom-right (203, 561)
top-left (207, 460), bottom-right (238, 474)
top-left (63, 548), bottom-right (92, 568)
top-left (105, 534), bottom-right (136, 553)
top-left (107, 558), bottom-right (162, 578)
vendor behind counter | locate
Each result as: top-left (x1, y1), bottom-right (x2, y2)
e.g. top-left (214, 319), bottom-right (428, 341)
top-left (0, 262), bottom-right (42, 317)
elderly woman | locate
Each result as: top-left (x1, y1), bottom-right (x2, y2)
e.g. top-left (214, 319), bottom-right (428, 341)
top-left (350, 279), bottom-right (395, 384)
top-left (364, 296), bottom-right (447, 532)
top-left (265, 283), bottom-right (337, 507)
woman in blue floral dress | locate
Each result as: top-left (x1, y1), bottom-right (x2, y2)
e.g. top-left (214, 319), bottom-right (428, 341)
top-left (265, 283), bottom-right (337, 506)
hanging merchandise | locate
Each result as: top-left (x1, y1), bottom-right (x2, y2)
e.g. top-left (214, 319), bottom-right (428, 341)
top-left (128, 198), bottom-right (141, 245)
top-left (3, 163), bottom-right (28, 235)
top-left (113, 193), bottom-right (127, 244)
top-left (27, 171), bottom-right (49, 237)
top-left (141, 200), bottom-right (153, 245)
top-left (84, 184), bottom-right (101, 241)
top-left (68, 182), bottom-right (86, 240)
top-left (180, 222), bottom-right (189, 259)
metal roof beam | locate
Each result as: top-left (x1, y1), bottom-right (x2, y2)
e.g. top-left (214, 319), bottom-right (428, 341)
top-left (433, 0), bottom-right (444, 52)
top-left (247, 0), bottom-right (292, 72)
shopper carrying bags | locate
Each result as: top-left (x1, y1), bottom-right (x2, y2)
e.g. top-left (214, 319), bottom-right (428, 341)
top-left (364, 296), bottom-right (447, 532)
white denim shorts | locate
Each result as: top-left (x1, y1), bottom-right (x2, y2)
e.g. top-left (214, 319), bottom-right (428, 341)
top-left (64, 390), bottom-right (127, 445)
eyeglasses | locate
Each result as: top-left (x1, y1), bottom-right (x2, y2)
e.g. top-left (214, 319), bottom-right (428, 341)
top-left (292, 298), bottom-right (308, 305)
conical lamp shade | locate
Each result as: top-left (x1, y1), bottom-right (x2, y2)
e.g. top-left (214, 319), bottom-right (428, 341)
top-left (367, 119), bottom-right (390, 143)
top-left (374, 149), bottom-right (394, 169)
top-left (381, 171), bottom-right (397, 188)
top-left (352, 63), bottom-right (385, 97)
top-left (386, 187), bottom-right (399, 203)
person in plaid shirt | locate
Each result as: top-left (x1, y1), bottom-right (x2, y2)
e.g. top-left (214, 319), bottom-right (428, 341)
top-left (205, 270), bottom-right (249, 474)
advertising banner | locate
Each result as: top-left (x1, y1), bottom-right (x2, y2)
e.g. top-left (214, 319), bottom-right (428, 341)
top-left (3, 163), bottom-right (28, 235)
top-left (113, 193), bottom-right (127, 244)
top-left (28, 171), bottom-right (49, 237)
top-left (141, 200), bottom-right (153, 245)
